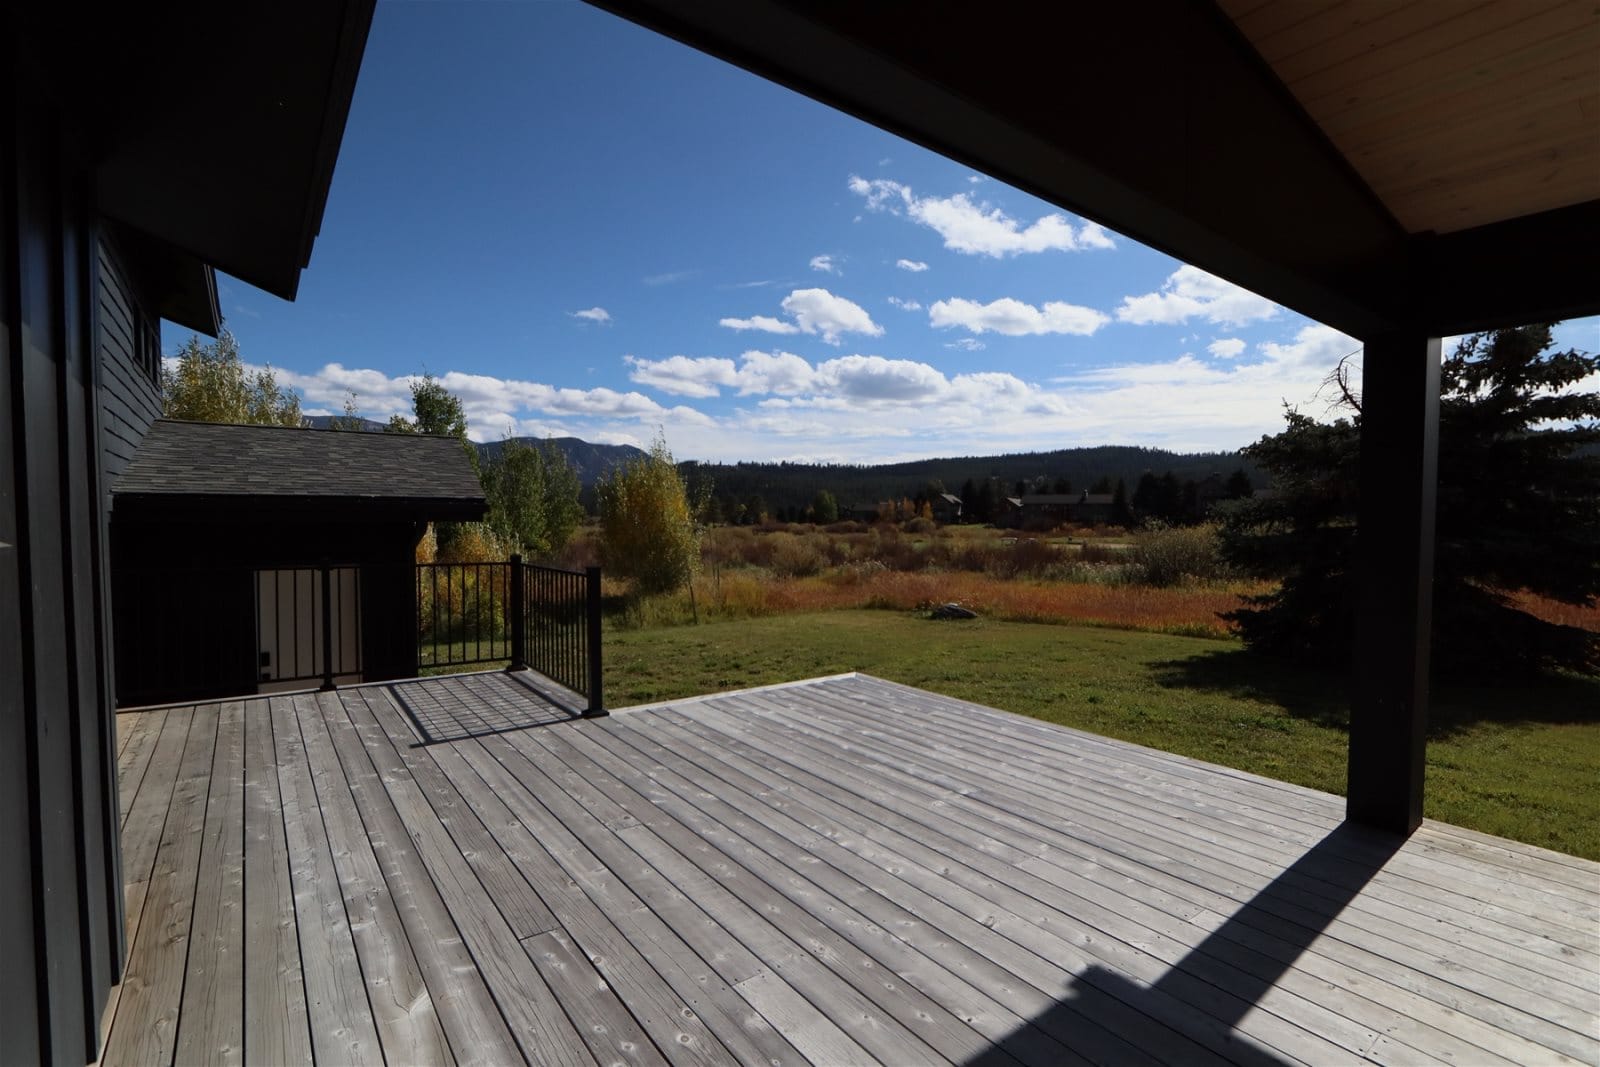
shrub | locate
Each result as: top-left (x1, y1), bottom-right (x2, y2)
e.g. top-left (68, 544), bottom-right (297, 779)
top-left (1130, 523), bottom-right (1227, 587)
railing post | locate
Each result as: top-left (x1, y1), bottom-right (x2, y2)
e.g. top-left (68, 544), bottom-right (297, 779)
top-left (319, 561), bottom-right (335, 691)
top-left (508, 554), bottom-right (526, 672)
top-left (584, 565), bottom-right (606, 717)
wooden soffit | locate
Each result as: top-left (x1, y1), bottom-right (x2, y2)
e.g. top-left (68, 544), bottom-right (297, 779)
top-left (1219, 0), bottom-right (1600, 236)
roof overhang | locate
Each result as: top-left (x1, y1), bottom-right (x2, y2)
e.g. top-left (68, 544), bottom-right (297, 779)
top-left (588, 0), bottom-right (1600, 341)
top-left (13, 2), bottom-right (374, 310)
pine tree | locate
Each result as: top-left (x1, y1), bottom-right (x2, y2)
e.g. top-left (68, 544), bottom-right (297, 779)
top-left (1220, 325), bottom-right (1598, 675)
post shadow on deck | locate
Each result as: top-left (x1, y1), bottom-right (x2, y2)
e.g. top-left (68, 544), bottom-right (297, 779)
top-left (962, 825), bottom-right (1406, 1067)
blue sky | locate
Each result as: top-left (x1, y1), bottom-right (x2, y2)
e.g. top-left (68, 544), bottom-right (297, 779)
top-left (171, 1), bottom-right (1598, 463)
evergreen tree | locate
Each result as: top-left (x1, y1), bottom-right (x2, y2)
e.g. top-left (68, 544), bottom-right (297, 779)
top-left (1220, 325), bottom-right (1598, 675)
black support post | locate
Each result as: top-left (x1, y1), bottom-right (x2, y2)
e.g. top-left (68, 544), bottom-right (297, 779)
top-left (319, 562), bottom-right (335, 691)
top-left (1347, 332), bottom-right (1440, 835)
top-left (584, 565), bottom-right (606, 717)
top-left (508, 554), bottom-right (525, 671)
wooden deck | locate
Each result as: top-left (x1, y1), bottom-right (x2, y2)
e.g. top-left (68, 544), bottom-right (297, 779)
top-left (103, 671), bottom-right (1599, 1066)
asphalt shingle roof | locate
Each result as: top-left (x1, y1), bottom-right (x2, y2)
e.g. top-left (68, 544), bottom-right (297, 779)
top-left (113, 419), bottom-right (485, 502)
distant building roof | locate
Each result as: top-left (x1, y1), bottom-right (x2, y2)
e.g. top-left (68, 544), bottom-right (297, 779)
top-left (112, 419), bottom-right (486, 520)
top-left (937, 493), bottom-right (963, 506)
top-left (1019, 493), bottom-right (1114, 506)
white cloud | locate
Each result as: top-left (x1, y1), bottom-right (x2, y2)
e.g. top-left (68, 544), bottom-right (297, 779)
top-left (887, 296), bottom-right (922, 312)
top-left (896, 258), bottom-right (929, 272)
top-left (929, 296), bottom-right (1108, 337)
top-left (625, 350), bottom-right (821, 398)
top-left (781, 289), bottom-right (884, 345)
top-left (1116, 265), bottom-right (1279, 327)
top-left (734, 350), bottom-right (818, 395)
top-left (719, 314), bottom-right (801, 335)
top-left (1208, 337), bottom-right (1246, 359)
top-left (622, 355), bottom-right (736, 398)
top-left (570, 306), bottom-right (611, 325)
top-left (723, 288), bottom-right (883, 345)
top-left (273, 362), bottom-right (710, 441)
top-left (809, 254), bottom-right (839, 274)
top-left (945, 338), bottom-right (987, 352)
top-left (848, 175), bottom-right (1115, 257)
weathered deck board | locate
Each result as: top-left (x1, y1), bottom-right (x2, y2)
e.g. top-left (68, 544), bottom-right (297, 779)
top-left (102, 672), bottom-right (1600, 1066)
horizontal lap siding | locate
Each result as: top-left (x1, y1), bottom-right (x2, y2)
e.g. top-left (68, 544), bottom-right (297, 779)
top-left (96, 233), bottom-right (160, 495)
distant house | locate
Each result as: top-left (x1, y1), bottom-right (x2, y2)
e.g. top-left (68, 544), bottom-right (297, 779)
top-left (1016, 491), bottom-right (1115, 527)
top-left (110, 420), bottom-right (485, 706)
top-left (931, 492), bottom-right (964, 524)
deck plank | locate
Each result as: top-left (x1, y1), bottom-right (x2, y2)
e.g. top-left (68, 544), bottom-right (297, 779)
top-left (319, 689), bottom-right (527, 1067)
top-left (427, 732), bottom-right (758, 1067)
top-left (521, 928), bottom-right (672, 1067)
top-left (759, 681), bottom-right (1600, 1063)
top-left (102, 704), bottom-right (218, 1067)
top-left (175, 701), bottom-right (247, 1066)
top-left (295, 692), bottom-right (455, 1065)
top-left (101, 672), bottom-right (1600, 1067)
top-left (241, 698), bottom-right (313, 1066)
top-left (115, 708), bottom-right (166, 828)
top-left (742, 684), bottom-right (1593, 1062)
top-left (345, 687), bottom-right (599, 1067)
top-left (787, 684), bottom-right (1600, 1022)
top-left (274, 695), bottom-right (385, 1067)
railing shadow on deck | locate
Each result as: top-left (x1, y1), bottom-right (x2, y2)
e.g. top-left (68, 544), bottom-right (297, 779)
top-left (962, 823), bottom-right (1406, 1067)
top-left (383, 669), bottom-right (582, 746)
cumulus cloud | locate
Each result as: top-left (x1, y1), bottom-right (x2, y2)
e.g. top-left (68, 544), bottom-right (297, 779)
top-left (848, 175), bottom-right (1115, 257)
top-left (809, 254), bottom-right (839, 274)
top-left (1116, 265), bottom-right (1279, 327)
top-left (1208, 337), bottom-right (1246, 359)
top-left (896, 258), bottom-right (929, 272)
top-left (722, 288), bottom-right (883, 345)
top-left (625, 350), bottom-right (820, 398)
top-left (782, 288), bottom-right (884, 344)
top-left (719, 314), bottom-right (801, 335)
top-left (929, 296), bottom-right (1108, 336)
top-left (887, 296), bottom-right (922, 312)
top-left (273, 362), bottom-right (710, 441)
top-left (622, 355), bottom-right (736, 398)
top-left (570, 306), bottom-right (611, 324)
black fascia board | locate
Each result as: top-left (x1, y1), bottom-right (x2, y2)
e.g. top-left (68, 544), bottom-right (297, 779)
top-left (111, 494), bottom-right (488, 525)
top-left (1413, 201), bottom-right (1600, 338)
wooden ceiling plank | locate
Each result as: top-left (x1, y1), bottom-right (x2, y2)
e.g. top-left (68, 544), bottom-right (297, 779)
top-left (1260, 1), bottom-right (1492, 81)
top-left (1376, 131), bottom-right (1600, 202)
top-left (1287, 0), bottom-right (1590, 105)
top-left (1322, 45), bottom-right (1599, 151)
top-left (1310, 20), bottom-right (1599, 128)
top-left (1350, 97), bottom-right (1600, 188)
top-left (1384, 138), bottom-right (1600, 233)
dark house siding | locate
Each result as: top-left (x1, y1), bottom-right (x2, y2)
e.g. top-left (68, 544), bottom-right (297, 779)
top-left (1, 57), bottom-right (125, 1064)
top-left (95, 231), bottom-right (162, 495)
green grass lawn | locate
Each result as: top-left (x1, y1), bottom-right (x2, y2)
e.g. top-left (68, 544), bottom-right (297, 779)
top-left (603, 609), bottom-right (1600, 860)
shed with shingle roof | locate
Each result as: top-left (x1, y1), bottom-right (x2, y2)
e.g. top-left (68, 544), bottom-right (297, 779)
top-left (110, 419), bottom-right (487, 706)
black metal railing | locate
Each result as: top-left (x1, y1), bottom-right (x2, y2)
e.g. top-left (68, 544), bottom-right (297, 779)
top-left (416, 560), bottom-right (513, 667)
top-left (417, 555), bottom-right (604, 715)
top-left (257, 564), bottom-right (364, 690)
